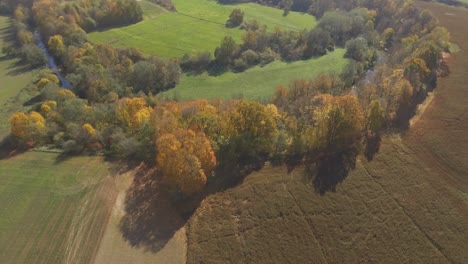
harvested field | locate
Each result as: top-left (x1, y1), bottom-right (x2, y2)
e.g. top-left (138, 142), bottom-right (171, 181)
top-left (0, 152), bottom-right (115, 264)
top-left (185, 2), bottom-right (468, 263)
top-left (93, 167), bottom-right (187, 264)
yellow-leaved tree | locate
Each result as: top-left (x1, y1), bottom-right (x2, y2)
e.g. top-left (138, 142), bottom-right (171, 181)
top-left (48, 35), bottom-right (65, 58)
top-left (115, 97), bottom-right (152, 131)
top-left (156, 129), bottom-right (216, 196)
top-left (9, 111), bottom-right (46, 146)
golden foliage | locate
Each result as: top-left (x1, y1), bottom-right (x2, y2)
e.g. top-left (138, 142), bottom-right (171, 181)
top-left (56, 89), bottom-right (76, 101)
top-left (48, 35), bottom-right (65, 57)
top-left (115, 97), bottom-right (152, 130)
top-left (156, 129), bottom-right (216, 196)
top-left (82, 123), bottom-right (96, 137)
top-left (40, 100), bottom-right (57, 115)
top-left (9, 111), bottom-right (46, 145)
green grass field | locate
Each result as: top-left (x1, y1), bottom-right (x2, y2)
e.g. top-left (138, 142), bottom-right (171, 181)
top-left (0, 16), bottom-right (35, 138)
top-left (162, 48), bottom-right (347, 101)
top-left (89, 0), bottom-right (316, 58)
top-left (0, 152), bottom-right (115, 264)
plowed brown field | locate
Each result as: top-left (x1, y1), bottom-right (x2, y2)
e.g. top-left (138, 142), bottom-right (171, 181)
top-left (186, 2), bottom-right (468, 263)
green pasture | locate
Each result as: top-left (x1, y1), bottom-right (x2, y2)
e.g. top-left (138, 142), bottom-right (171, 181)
top-left (0, 152), bottom-right (112, 264)
top-left (89, 0), bottom-right (316, 58)
top-left (0, 16), bottom-right (36, 138)
top-left (163, 48), bottom-right (347, 101)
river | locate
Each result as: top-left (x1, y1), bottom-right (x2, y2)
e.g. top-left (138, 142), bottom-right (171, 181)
top-left (33, 31), bottom-right (72, 90)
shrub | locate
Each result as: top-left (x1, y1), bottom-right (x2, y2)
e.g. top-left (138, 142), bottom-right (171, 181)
top-left (227, 9), bottom-right (244, 28)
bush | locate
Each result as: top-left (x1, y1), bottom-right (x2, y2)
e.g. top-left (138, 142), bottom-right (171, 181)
top-left (180, 51), bottom-right (212, 73)
top-left (233, 58), bottom-right (248, 72)
top-left (227, 9), bottom-right (244, 28)
top-left (21, 44), bottom-right (47, 68)
top-left (240, 19), bottom-right (260, 31)
top-left (259, 48), bottom-right (277, 65)
top-left (240, 49), bottom-right (260, 66)
top-left (82, 17), bottom-right (97, 32)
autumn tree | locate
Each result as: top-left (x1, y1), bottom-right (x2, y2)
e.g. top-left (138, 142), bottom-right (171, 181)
top-left (9, 111), bottom-right (46, 147)
top-left (48, 35), bottom-right (65, 58)
top-left (313, 95), bottom-right (364, 152)
top-left (220, 101), bottom-right (278, 165)
top-left (156, 129), bottom-right (216, 196)
top-left (115, 97), bottom-right (152, 131)
top-left (366, 100), bottom-right (384, 136)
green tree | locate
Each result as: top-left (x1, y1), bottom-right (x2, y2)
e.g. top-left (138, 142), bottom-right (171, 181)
top-left (214, 36), bottom-right (238, 66)
top-left (227, 8), bottom-right (244, 27)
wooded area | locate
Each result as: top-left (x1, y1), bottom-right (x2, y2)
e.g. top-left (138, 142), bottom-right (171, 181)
top-left (1, 0), bottom-right (450, 197)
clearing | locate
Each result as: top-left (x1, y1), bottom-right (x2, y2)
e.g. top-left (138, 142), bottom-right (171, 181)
top-left (186, 1), bottom-right (468, 263)
top-left (88, 0), bottom-right (316, 58)
top-left (162, 48), bottom-right (347, 101)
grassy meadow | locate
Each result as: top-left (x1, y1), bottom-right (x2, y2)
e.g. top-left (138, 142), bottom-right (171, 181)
top-left (0, 152), bottom-right (115, 264)
top-left (0, 16), bottom-right (35, 138)
top-left (89, 0), bottom-right (316, 58)
top-left (163, 48), bottom-right (347, 101)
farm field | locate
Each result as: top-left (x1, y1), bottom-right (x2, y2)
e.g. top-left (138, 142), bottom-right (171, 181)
top-left (93, 168), bottom-right (187, 264)
top-left (88, 0), bottom-right (316, 58)
top-left (0, 16), bottom-right (35, 138)
top-left (188, 143), bottom-right (468, 263)
top-left (186, 1), bottom-right (468, 262)
top-left (163, 49), bottom-right (347, 101)
top-left (0, 152), bottom-right (115, 264)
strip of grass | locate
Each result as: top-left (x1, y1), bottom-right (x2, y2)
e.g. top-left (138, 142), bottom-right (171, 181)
top-left (0, 16), bottom-right (36, 138)
top-left (88, 0), bottom-right (316, 58)
top-left (162, 48), bottom-right (347, 101)
top-left (0, 152), bottom-right (113, 264)
top-left (0, 17), bottom-right (33, 106)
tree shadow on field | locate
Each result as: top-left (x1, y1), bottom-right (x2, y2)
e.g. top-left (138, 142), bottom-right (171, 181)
top-left (306, 148), bottom-right (358, 195)
top-left (364, 135), bottom-right (382, 161)
top-left (119, 162), bottom-right (262, 252)
top-left (0, 136), bottom-right (28, 160)
top-left (119, 167), bottom-right (196, 252)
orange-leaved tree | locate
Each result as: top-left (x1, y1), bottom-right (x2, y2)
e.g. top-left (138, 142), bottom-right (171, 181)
top-left (156, 129), bottom-right (216, 196)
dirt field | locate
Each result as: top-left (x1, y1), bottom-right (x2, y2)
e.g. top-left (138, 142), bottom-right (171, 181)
top-left (93, 166), bottom-right (187, 264)
top-left (185, 2), bottom-right (468, 263)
